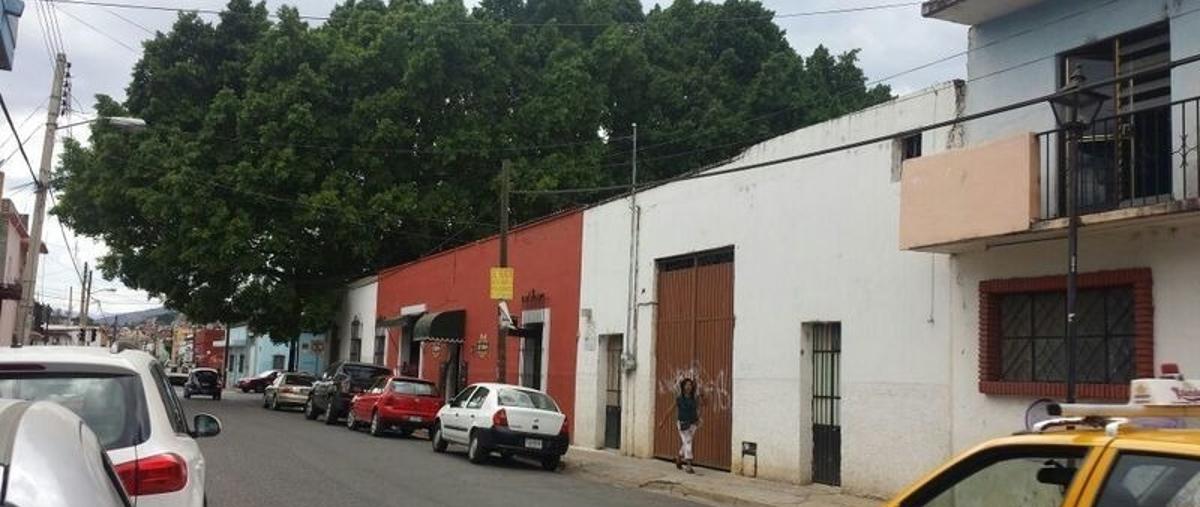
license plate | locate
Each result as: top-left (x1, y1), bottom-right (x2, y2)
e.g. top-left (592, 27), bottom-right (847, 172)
top-left (525, 438), bottom-right (542, 450)
top-left (407, 416), bottom-right (424, 422)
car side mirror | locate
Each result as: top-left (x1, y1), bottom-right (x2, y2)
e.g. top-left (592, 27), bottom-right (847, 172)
top-left (448, 401), bottom-right (459, 408)
top-left (192, 413), bottom-right (222, 438)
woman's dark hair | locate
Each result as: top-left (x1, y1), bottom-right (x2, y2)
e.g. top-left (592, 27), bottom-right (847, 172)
top-left (679, 378), bottom-right (696, 396)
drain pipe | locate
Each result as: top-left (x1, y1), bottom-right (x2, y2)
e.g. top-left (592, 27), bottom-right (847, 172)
top-left (623, 124), bottom-right (641, 454)
top-left (624, 123), bottom-right (640, 370)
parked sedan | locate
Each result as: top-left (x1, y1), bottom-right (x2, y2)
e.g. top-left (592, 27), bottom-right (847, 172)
top-left (236, 369), bottom-right (282, 393)
top-left (431, 383), bottom-right (568, 470)
top-left (263, 372), bottom-right (315, 410)
top-left (184, 368), bottom-right (222, 400)
top-left (346, 376), bottom-right (442, 437)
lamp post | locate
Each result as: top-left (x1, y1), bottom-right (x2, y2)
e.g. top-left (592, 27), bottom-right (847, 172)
top-left (1048, 66), bottom-right (1106, 404)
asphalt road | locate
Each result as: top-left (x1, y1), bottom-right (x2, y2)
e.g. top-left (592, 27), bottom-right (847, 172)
top-left (182, 390), bottom-right (698, 507)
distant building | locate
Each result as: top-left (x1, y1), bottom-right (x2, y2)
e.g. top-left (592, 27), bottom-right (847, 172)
top-left (0, 194), bottom-right (46, 347)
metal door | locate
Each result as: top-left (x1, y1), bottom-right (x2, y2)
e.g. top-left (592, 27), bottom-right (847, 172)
top-left (520, 323), bottom-right (544, 390)
top-left (811, 323), bottom-right (841, 486)
top-left (653, 249), bottom-right (734, 470)
top-left (604, 335), bottom-right (623, 449)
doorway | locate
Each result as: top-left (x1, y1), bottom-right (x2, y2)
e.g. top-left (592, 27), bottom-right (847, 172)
top-left (519, 323), bottom-right (545, 390)
top-left (603, 334), bottom-right (623, 449)
top-left (810, 322), bottom-right (841, 486)
top-left (652, 248), bottom-right (734, 470)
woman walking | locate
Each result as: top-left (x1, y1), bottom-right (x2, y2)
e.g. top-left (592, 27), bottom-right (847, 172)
top-left (659, 378), bottom-right (701, 474)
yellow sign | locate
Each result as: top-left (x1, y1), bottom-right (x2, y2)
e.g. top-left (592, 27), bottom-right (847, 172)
top-left (490, 267), bottom-right (514, 300)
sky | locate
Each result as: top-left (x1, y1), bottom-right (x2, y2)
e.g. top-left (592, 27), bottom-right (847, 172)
top-left (0, 0), bottom-right (968, 318)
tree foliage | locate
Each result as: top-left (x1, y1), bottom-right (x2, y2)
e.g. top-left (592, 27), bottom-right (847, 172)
top-left (54, 0), bottom-right (891, 339)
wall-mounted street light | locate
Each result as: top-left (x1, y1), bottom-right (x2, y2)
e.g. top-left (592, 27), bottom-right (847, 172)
top-left (1047, 65), bottom-right (1106, 404)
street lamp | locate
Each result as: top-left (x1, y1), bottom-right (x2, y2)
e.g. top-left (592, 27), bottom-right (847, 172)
top-left (56, 116), bottom-right (147, 132)
top-left (1047, 65), bottom-right (1106, 404)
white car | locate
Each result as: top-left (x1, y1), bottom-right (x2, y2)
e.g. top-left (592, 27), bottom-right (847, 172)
top-left (0, 345), bottom-right (221, 507)
top-left (431, 382), bottom-right (568, 470)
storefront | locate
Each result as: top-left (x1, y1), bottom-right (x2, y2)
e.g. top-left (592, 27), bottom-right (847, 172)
top-left (375, 211), bottom-right (583, 422)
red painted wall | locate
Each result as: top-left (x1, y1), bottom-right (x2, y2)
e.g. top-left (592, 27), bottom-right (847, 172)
top-left (376, 211), bottom-right (583, 423)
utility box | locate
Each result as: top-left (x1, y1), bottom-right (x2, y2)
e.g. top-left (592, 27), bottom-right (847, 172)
top-left (1, 0), bottom-right (23, 71)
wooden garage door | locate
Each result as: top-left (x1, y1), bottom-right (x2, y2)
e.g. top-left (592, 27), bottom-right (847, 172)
top-left (653, 248), bottom-right (734, 470)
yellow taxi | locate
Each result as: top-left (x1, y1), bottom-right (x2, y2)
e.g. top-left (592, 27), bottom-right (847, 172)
top-left (887, 367), bottom-right (1200, 507)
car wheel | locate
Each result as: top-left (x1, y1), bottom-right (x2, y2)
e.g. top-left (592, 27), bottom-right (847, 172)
top-left (467, 432), bottom-right (487, 464)
top-left (323, 400), bottom-right (339, 425)
top-left (369, 411), bottom-right (384, 437)
top-left (431, 424), bottom-right (448, 453)
top-left (184, 391), bottom-right (192, 399)
top-left (262, 395), bottom-right (269, 408)
top-left (214, 393), bottom-right (222, 401)
top-left (346, 410), bottom-right (358, 430)
top-left (270, 395), bottom-right (280, 411)
top-left (304, 399), bottom-right (319, 420)
top-left (540, 456), bottom-right (561, 471)
top-left (241, 387), bottom-right (250, 393)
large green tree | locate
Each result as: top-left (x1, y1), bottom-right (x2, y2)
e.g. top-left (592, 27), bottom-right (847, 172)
top-left (54, 0), bottom-right (890, 339)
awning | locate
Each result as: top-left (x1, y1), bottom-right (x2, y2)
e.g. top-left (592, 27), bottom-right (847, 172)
top-left (414, 310), bottom-right (466, 343)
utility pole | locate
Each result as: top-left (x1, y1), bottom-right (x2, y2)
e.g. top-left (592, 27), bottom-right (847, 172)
top-left (496, 160), bottom-right (511, 383)
top-left (80, 263), bottom-right (92, 329)
top-left (15, 53), bottom-right (67, 347)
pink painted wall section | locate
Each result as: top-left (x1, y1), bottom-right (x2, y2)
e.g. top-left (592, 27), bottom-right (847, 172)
top-left (900, 133), bottom-right (1040, 250)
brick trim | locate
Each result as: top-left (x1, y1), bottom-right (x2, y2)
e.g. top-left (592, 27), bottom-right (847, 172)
top-left (978, 268), bottom-right (1153, 400)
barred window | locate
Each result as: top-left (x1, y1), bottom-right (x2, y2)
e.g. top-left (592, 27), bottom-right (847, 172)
top-left (998, 287), bottom-right (1134, 384)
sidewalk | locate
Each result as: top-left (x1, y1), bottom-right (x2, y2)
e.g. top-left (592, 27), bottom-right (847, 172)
top-left (563, 447), bottom-right (882, 507)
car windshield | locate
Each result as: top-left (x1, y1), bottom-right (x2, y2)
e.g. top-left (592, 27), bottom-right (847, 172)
top-left (392, 381), bottom-right (436, 396)
top-left (256, 370), bottom-right (277, 378)
top-left (345, 365), bottom-right (389, 384)
top-left (497, 388), bottom-right (559, 412)
top-left (285, 375), bottom-right (314, 386)
top-left (0, 373), bottom-right (149, 449)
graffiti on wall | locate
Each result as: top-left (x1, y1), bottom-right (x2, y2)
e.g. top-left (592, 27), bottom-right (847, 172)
top-left (656, 360), bottom-right (732, 412)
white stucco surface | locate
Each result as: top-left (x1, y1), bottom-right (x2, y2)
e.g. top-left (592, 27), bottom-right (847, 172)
top-left (334, 276), bottom-right (378, 367)
top-left (575, 82), bottom-right (964, 497)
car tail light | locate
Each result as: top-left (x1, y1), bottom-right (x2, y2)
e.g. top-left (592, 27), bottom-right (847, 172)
top-left (114, 453), bottom-right (188, 496)
top-left (560, 416), bottom-right (569, 437)
top-left (492, 409), bottom-right (508, 428)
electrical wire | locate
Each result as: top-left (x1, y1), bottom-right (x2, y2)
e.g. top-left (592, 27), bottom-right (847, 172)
top-left (0, 93), bottom-right (42, 186)
top-left (48, 0), bottom-right (919, 26)
top-left (46, 189), bottom-right (86, 286)
top-left (44, 0), bottom-right (70, 56)
top-left (100, 5), bottom-right (154, 34)
top-left (54, 4), bottom-right (139, 52)
top-left (31, 0), bottom-right (57, 64)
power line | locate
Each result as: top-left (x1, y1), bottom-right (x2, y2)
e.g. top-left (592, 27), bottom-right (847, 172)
top-left (31, 0), bottom-right (57, 64)
top-left (46, 189), bottom-right (85, 286)
top-left (54, 4), bottom-right (139, 52)
top-left (0, 93), bottom-right (42, 186)
top-left (48, 0), bottom-right (919, 26)
top-left (521, 50), bottom-right (1200, 199)
top-left (43, 1), bottom-right (69, 56)
top-left (99, 5), bottom-right (154, 34)
top-left (617, 0), bottom-right (1124, 163)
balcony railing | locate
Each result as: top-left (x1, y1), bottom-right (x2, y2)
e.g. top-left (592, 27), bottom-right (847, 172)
top-left (1037, 97), bottom-right (1200, 220)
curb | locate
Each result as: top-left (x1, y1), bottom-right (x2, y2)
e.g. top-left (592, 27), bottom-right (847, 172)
top-left (564, 458), bottom-right (777, 507)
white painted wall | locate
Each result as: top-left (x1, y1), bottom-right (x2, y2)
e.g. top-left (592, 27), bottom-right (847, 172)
top-left (334, 276), bottom-right (377, 367)
top-left (575, 82), bottom-right (963, 497)
top-left (0, 214), bottom-right (21, 347)
top-left (948, 222), bottom-right (1200, 454)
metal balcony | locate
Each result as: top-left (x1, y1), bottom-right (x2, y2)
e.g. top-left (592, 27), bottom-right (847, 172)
top-left (1036, 97), bottom-right (1200, 220)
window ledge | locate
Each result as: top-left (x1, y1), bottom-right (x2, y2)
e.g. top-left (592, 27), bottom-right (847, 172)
top-left (979, 381), bottom-right (1129, 401)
